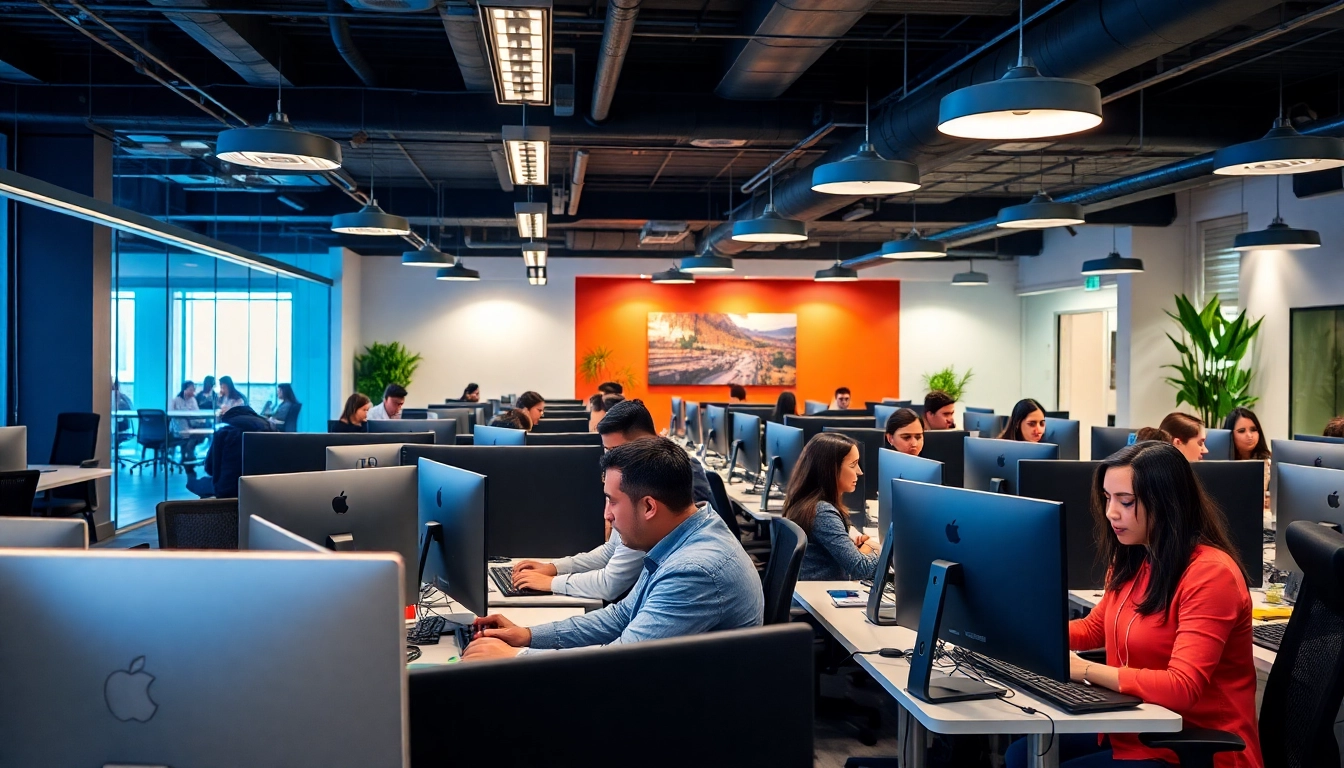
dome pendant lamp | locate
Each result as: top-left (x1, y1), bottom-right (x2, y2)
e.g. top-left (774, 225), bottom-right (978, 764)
top-left (937, 0), bottom-right (1101, 140)
top-left (951, 259), bottom-right (989, 286)
top-left (1081, 226), bottom-right (1144, 275)
top-left (651, 264), bottom-right (695, 284)
top-left (996, 191), bottom-right (1084, 229)
top-left (1214, 75), bottom-right (1344, 175)
top-left (1233, 176), bottom-right (1321, 251)
top-left (812, 86), bottom-right (920, 195)
top-left (332, 198), bottom-right (411, 235)
top-left (680, 250), bottom-right (736, 273)
top-left (881, 196), bottom-right (946, 259)
top-left (401, 239), bottom-right (451, 267)
top-left (216, 109), bottom-right (343, 172)
top-left (436, 227), bottom-right (481, 281)
top-left (814, 259), bottom-right (859, 282)
top-left (732, 167), bottom-right (808, 243)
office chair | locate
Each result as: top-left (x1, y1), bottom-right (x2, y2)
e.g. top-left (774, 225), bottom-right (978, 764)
top-left (32, 458), bottom-right (99, 543)
top-left (1140, 520), bottom-right (1344, 768)
top-left (129, 409), bottom-right (173, 476)
top-left (762, 516), bottom-right (807, 626)
top-left (0, 469), bottom-right (40, 516)
top-left (705, 471), bottom-right (770, 563)
top-left (280, 402), bottom-right (302, 433)
top-left (49, 412), bottom-right (99, 465)
top-left (156, 498), bottom-right (239, 549)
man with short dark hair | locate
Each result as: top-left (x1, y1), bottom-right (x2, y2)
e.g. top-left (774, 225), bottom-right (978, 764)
top-left (923, 390), bottom-right (957, 430)
top-left (729, 384), bottom-right (747, 403)
top-left (367, 384), bottom-right (407, 420)
top-left (597, 381), bottom-right (624, 396)
top-left (587, 393), bottom-right (625, 432)
top-left (466, 438), bottom-right (763, 659)
top-left (832, 386), bottom-right (852, 410)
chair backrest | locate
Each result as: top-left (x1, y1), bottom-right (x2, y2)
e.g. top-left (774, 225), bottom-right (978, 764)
top-left (136, 409), bottom-right (168, 445)
top-left (49, 412), bottom-right (100, 465)
top-left (156, 498), bottom-right (240, 549)
top-left (762, 516), bottom-right (807, 625)
top-left (282, 402), bottom-right (302, 433)
top-left (0, 470), bottom-right (40, 516)
top-left (52, 459), bottom-right (100, 505)
top-left (704, 470), bottom-right (743, 539)
top-left (1261, 520), bottom-right (1344, 767)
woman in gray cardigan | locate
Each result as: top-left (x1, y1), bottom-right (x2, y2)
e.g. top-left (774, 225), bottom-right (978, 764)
top-left (782, 432), bottom-right (878, 581)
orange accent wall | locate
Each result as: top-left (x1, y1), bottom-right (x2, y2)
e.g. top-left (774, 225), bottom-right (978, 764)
top-left (573, 276), bottom-right (901, 427)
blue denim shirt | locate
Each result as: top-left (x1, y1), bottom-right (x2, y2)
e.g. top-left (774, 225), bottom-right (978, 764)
top-left (527, 503), bottom-right (763, 650)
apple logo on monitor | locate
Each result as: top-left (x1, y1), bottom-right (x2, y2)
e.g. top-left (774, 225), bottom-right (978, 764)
top-left (1316, 457), bottom-right (1325, 468)
top-left (105, 656), bottom-right (157, 722)
top-left (945, 519), bottom-right (961, 544)
top-left (332, 491), bottom-right (348, 515)
top-left (1330, 491), bottom-right (1340, 509)
top-left (436, 487), bottom-right (443, 507)
top-left (996, 454), bottom-right (1006, 468)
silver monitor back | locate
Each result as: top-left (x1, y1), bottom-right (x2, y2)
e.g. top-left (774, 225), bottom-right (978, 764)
top-left (326, 443), bottom-right (407, 470)
top-left (248, 515), bottom-right (331, 553)
top-left (0, 424), bottom-right (27, 471)
top-left (0, 516), bottom-right (86, 548)
top-left (0, 548), bottom-right (407, 768)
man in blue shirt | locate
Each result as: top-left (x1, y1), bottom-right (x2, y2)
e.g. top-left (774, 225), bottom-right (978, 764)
top-left (463, 437), bottom-right (763, 660)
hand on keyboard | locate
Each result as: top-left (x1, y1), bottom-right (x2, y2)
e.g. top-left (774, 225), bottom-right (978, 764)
top-left (513, 569), bottom-right (554, 593)
top-left (513, 560), bottom-right (558, 577)
top-left (461, 636), bottom-right (522, 662)
top-left (472, 614), bottom-right (533, 648)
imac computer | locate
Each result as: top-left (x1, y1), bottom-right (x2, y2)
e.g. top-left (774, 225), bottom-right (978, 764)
top-left (1203, 428), bottom-right (1233, 461)
top-left (963, 437), bottom-right (1059, 494)
top-left (426, 407), bottom-right (474, 434)
top-left (247, 515), bottom-right (329, 553)
top-left (962, 411), bottom-right (1003, 438)
top-left (1190, 460), bottom-right (1266, 587)
top-left (531, 417), bottom-right (590, 434)
top-left (1042, 418), bottom-right (1081, 461)
top-left (1271, 438), bottom-right (1344, 471)
top-left (325, 443), bottom-right (406, 470)
top-left (873, 404), bottom-right (897, 431)
top-left (1018, 460), bottom-right (1107, 590)
top-left (783, 414), bottom-right (873, 443)
top-left (238, 465), bottom-right (420, 598)
top-left (416, 457), bottom-right (488, 617)
top-left (0, 548), bottom-right (405, 768)
top-left (0, 425), bottom-right (27, 470)
top-left (368, 418), bottom-right (458, 444)
top-left (921, 430), bottom-right (968, 488)
top-left (1275, 463), bottom-right (1344, 573)
top-left (759, 422), bottom-right (805, 513)
top-left (963, 406), bottom-right (994, 414)
top-left (526, 432), bottom-right (603, 446)
top-left (670, 396), bottom-right (683, 435)
top-left (684, 401), bottom-right (702, 447)
top-left (803, 400), bottom-right (828, 415)
top-left (1091, 426), bottom-right (1137, 461)
top-left (727, 404), bottom-right (776, 424)
top-left (726, 412), bottom-right (763, 484)
top-left (243, 431), bottom-right (433, 476)
top-left (0, 517), bottom-right (87, 548)
top-left (701, 405), bottom-right (731, 462)
top-left (473, 425), bottom-right (527, 446)
top-left (1295, 434), bottom-right (1344, 445)
top-left (876, 449), bottom-right (942, 543)
top-left (824, 426), bottom-right (885, 501)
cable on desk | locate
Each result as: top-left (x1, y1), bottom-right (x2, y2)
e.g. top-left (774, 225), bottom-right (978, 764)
top-left (944, 645), bottom-right (1056, 758)
top-left (406, 645), bottom-right (422, 664)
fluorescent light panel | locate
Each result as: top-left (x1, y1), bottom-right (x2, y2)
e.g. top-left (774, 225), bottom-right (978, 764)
top-left (502, 125), bottom-right (550, 186)
top-left (480, 1), bottom-right (552, 106)
top-left (522, 241), bottom-right (548, 267)
top-left (514, 202), bottom-right (547, 238)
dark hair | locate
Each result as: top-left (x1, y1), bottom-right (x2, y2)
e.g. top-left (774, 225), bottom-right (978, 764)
top-left (1134, 427), bottom-right (1172, 444)
top-left (1327, 416), bottom-right (1344, 438)
top-left (782, 433), bottom-right (858, 533)
top-left (201, 375), bottom-right (216, 390)
top-left (1158, 412), bottom-right (1203, 442)
top-left (490, 409), bottom-right (533, 430)
top-left (1222, 407), bottom-right (1270, 460)
top-left (340, 393), bottom-right (371, 423)
top-left (599, 437), bottom-right (694, 511)
top-left (924, 390), bottom-right (956, 414)
top-left (594, 393), bottom-right (624, 414)
top-left (177, 380), bottom-right (195, 398)
top-left (771, 392), bottom-right (797, 424)
top-left (834, 386), bottom-right (851, 397)
top-left (218, 376), bottom-right (241, 401)
top-left (1093, 441), bottom-right (1246, 615)
top-left (516, 391), bottom-right (545, 410)
top-left (597, 382), bottom-right (624, 395)
top-left (999, 398), bottom-right (1046, 441)
top-left (383, 383), bottom-right (408, 400)
top-left (587, 393), bottom-right (605, 410)
top-left (461, 383), bottom-right (479, 399)
top-left (596, 399), bottom-right (657, 437)
top-left (729, 384), bottom-right (747, 400)
top-left (277, 383), bottom-right (298, 405)
top-left (884, 408), bottom-right (922, 436)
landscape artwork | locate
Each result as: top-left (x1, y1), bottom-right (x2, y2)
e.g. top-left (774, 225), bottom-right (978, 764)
top-left (647, 313), bottom-right (797, 386)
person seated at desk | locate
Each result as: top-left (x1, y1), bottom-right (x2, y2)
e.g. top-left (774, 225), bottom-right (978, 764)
top-left (1133, 426), bottom-right (1170, 444)
top-left (170, 380), bottom-right (204, 473)
top-left (923, 390), bottom-right (957, 430)
top-left (367, 384), bottom-right (407, 420)
top-left (729, 384), bottom-right (747, 403)
top-left (216, 376), bottom-right (246, 415)
top-left (489, 408), bottom-right (532, 431)
top-left (516, 390), bottom-right (545, 426)
top-left (461, 383), bottom-right (480, 402)
top-left (598, 381), bottom-right (623, 396)
top-left (771, 391), bottom-right (797, 424)
top-left (884, 408), bottom-right (924, 456)
top-left (587, 392), bottom-right (623, 433)
top-left (1326, 415), bottom-right (1344, 438)
top-left (1008, 441), bottom-right (1261, 768)
top-left (512, 401), bottom-right (714, 598)
top-left (998, 398), bottom-right (1047, 442)
top-left (268, 383), bottom-right (300, 429)
top-left (830, 386), bottom-right (852, 411)
top-left (464, 438), bottom-right (764, 660)
top-left (330, 394), bottom-right (371, 433)
top-left (186, 405), bottom-right (274, 499)
top-left (195, 375), bottom-right (217, 412)
top-left (1159, 412), bottom-right (1208, 462)
top-left (784, 432), bottom-right (876, 581)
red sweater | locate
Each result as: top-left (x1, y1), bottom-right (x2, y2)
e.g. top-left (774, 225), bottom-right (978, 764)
top-left (1069, 545), bottom-right (1263, 768)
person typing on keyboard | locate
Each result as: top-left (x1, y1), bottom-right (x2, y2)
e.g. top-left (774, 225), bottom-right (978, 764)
top-left (462, 437), bottom-right (763, 661)
top-left (1006, 441), bottom-right (1262, 768)
top-left (511, 400), bottom-right (717, 598)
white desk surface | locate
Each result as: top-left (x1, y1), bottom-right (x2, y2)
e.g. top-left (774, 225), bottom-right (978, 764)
top-left (793, 581), bottom-right (1182, 736)
top-left (408, 606), bottom-right (584, 666)
top-left (30, 464), bottom-right (113, 492)
top-left (486, 558), bottom-right (604, 611)
top-left (113, 409), bottom-right (217, 418)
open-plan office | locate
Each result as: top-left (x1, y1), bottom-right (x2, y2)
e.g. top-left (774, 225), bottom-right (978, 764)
top-left (4, 0), bottom-right (1344, 764)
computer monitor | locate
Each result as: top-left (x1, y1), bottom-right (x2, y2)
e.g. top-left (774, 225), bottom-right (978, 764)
top-left (728, 404), bottom-right (776, 424)
top-left (0, 548), bottom-right (405, 767)
top-left (1042, 418), bottom-right (1080, 461)
top-left (1271, 438), bottom-right (1344, 511)
top-left (1044, 410), bottom-right (1070, 420)
top-left (1091, 426), bottom-right (1137, 461)
top-left (525, 432), bottom-right (603, 446)
top-left (963, 437), bottom-right (1059, 494)
top-left (243, 432), bottom-right (433, 476)
top-left (455, 434), bottom-right (474, 445)
top-left (684, 401), bottom-right (702, 446)
top-left (408, 625), bottom-right (814, 767)
top-left (247, 515), bottom-right (329, 553)
top-left (325, 443), bottom-right (406, 470)
top-left (542, 408), bottom-right (588, 418)
top-left (877, 479), bottom-right (1067, 703)
top-left (882, 398), bottom-right (912, 406)
top-left (473, 424), bottom-right (527, 446)
top-left (670, 396), bottom-right (683, 435)
top-left (873, 404), bottom-right (898, 430)
top-left (400, 445), bottom-right (605, 558)
top-left (1203, 428), bottom-right (1233, 461)
top-left (238, 465), bottom-right (420, 598)
top-left (783, 414), bottom-right (873, 443)
top-left (1018, 460), bottom-right (1107, 590)
top-left (0, 425), bottom-right (27, 470)
top-left (1190, 460), bottom-right (1265, 587)
top-left (547, 399), bottom-right (585, 406)
top-left (400, 409), bottom-right (434, 420)
top-left (963, 406), bottom-right (994, 414)
top-left (702, 405), bottom-right (731, 460)
top-left (877, 449), bottom-right (942, 542)
top-left (1295, 434), bottom-right (1344, 445)
top-left (1276, 463), bottom-right (1344, 573)
top-left (760, 422), bottom-right (805, 512)
top-left (368, 418), bottom-right (457, 444)
top-left (727, 412), bottom-right (763, 483)
top-left (803, 400), bottom-right (828, 415)
top-left (426, 406), bottom-right (473, 434)
top-left (921, 430), bottom-right (968, 488)
top-left (416, 457), bottom-right (488, 617)
top-left (0, 517), bottom-right (87, 548)
top-left (824, 427), bottom-right (885, 501)
top-left (532, 417), bottom-right (590, 434)
top-left (961, 411), bottom-right (1003, 438)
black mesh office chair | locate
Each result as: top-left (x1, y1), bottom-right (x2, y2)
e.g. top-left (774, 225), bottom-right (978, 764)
top-left (762, 516), bottom-right (807, 626)
top-left (49, 412), bottom-right (100, 465)
top-left (32, 458), bottom-right (100, 543)
top-left (129, 409), bottom-right (172, 475)
top-left (280, 402), bottom-right (302, 433)
top-left (0, 469), bottom-right (40, 516)
top-left (156, 498), bottom-right (239, 549)
top-left (1140, 520), bottom-right (1344, 767)
top-left (705, 471), bottom-right (770, 562)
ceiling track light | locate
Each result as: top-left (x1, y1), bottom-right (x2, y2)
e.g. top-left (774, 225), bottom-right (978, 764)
top-left (1214, 117), bottom-right (1344, 176)
top-left (814, 260), bottom-right (859, 282)
top-left (881, 229), bottom-right (947, 259)
top-left (436, 262), bottom-right (481, 281)
top-left (514, 201), bottom-right (547, 238)
top-left (951, 260), bottom-right (989, 286)
top-left (995, 191), bottom-right (1085, 229)
top-left (331, 198), bottom-right (411, 236)
top-left (479, 0), bottom-right (552, 106)
top-left (216, 112), bottom-right (342, 172)
top-left (502, 125), bottom-right (550, 186)
top-left (402, 241), bottom-right (453, 267)
top-left (651, 264), bottom-right (695, 284)
top-left (522, 240), bottom-right (548, 267)
top-left (527, 265), bottom-right (548, 285)
top-left (680, 253), bottom-right (735, 273)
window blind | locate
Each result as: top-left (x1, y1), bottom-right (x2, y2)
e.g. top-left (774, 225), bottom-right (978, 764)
top-left (1200, 214), bottom-right (1247, 316)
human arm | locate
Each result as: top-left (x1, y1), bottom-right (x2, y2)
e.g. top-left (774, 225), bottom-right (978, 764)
top-left (548, 538), bottom-right (644, 600)
top-left (812, 504), bottom-right (879, 579)
top-left (1068, 588), bottom-right (1111, 651)
top-left (523, 591), bottom-right (638, 650)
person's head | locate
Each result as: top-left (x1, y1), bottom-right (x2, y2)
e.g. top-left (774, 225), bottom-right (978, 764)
top-left (516, 391), bottom-right (545, 424)
top-left (381, 384), bottom-right (408, 418)
top-left (884, 408), bottom-right (925, 456)
top-left (461, 383), bottom-right (480, 402)
top-left (1223, 407), bottom-right (1270, 461)
top-left (1159, 412), bottom-right (1206, 462)
top-left (201, 375), bottom-right (216, 393)
top-left (772, 391), bottom-right (797, 423)
top-left (341, 393), bottom-right (372, 426)
top-left (218, 376), bottom-right (240, 401)
top-left (596, 398), bottom-right (658, 450)
top-left (597, 382), bottom-right (624, 396)
top-left (1093, 441), bottom-right (1245, 614)
top-left (923, 390), bottom-right (957, 430)
top-left (588, 393), bottom-right (625, 432)
top-left (1327, 416), bottom-right (1344, 438)
top-left (277, 383), bottom-right (297, 404)
top-left (833, 387), bottom-right (851, 410)
top-left (600, 437), bottom-right (696, 550)
top-left (782, 433), bottom-right (862, 532)
top-left (729, 384), bottom-right (747, 403)
top-left (490, 409), bottom-right (533, 431)
top-left (178, 380), bottom-right (196, 399)
top-left (1134, 427), bottom-right (1172, 444)
top-left (999, 398), bottom-right (1047, 443)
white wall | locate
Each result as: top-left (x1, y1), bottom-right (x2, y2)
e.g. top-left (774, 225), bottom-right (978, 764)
top-left (1118, 216), bottom-right (1190, 429)
top-left (1020, 286), bottom-right (1117, 411)
top-left (330, 247), bottom-right (362, 412)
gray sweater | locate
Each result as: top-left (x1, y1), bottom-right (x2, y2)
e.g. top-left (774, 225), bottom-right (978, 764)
top-left (798, 501), bottom-right (879, 581)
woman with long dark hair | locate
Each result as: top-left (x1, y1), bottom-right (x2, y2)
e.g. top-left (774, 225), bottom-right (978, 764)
top-left (216, 375), bottom-right (246, 415)
top-left (998, 398), bottom-right (1047, 442)
top-left (782, 433), bottom-right (875, 581)
top-left (1159, 412), bottom-right (1207, 462)
top-left (516, 391), bottom-right (545, 426)
top-left (330, 393), bottom-right (371, 433)
top-left (461, 383), bottom-right (480, 402)
top-left (883, 408), bottom-right (924, 456)
top-left (269, 383), bottom-right (300, 429)
top-left (771, 392), bottom-right (797, 424)
top-left (1223, 407), bottom-right (1270, 461)
top-left (1008, 441), bottom-right (1261, 768)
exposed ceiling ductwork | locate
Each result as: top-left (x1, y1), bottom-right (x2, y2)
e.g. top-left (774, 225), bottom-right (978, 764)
top-left (327, 0), bottom-right (378, 87)
top-left (565, 230), bottom-right (696, 251)
top-left (145, 0), bottom-right (289, 87)
top-left (590, 0), bottom-right (641, 122)
top-left (716, 0), bottom-right (877, 100)
top-left (438, 3), bottom-right (493, 92)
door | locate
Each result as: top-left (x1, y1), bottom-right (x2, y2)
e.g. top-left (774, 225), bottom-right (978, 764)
top-left (1058, 311), bottom-right (1110, 459)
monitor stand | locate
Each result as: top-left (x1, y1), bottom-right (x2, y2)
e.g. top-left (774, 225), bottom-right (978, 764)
top-left (989, 477), bottom-right (1006, 494)
top-left (326, 532), bottom-right (355, 552)
top-left (759, 457), bottom-right (782, 513)
top-left (416, 521), bottom-right (444, 589)
top-left (698, 429), bottom-right (714, 462)
top-left (725, 439), bottom-right (745, 484)
top-left (907, 559), bottom-right (1004, 704)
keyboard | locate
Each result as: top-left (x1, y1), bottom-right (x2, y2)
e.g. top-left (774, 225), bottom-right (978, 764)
top-left (490, 566), bottom-right (548, 598)
top-left (960, 651), bottom-right (1143, 715)
top-left (1253, 622), bottom-right (1287, 652)
top-left (453, 624), bottom-right (476, 651)
top-left (407, 615), bottom-right (448, 645)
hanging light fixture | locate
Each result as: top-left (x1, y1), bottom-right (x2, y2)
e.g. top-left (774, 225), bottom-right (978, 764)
top-left (937, 0), bottom-right (1101, 140)
top-left (951, 259), bottom-right (989, 286)
top-left (1214, 73), bottom-right (1344, 175)
top-left (1081, 226), bottom-right (1144, 275)
top-left (811, 86), bottom-right (920, 195)
top-left (217, 65), bottom-right (341, 171)
top-left (651, 264), bottom-right (695, 284)
top-left (527, 265), bottom-right (548, 285)
top-left (514, 201), bottom-right (547, 238)
top-left (881, 195), bottom-right (946, 258)
top-left (814, 260), bottom-right (859, 282)
top-left (733, 167), bottom-right (807, 243)
top-left (502, 125), bottom-right (550, 186)
top-left (402, 240), bottom-right (451, 267)
top-left (996, 191), bottom-right (1084, 229)
top-left (680, 251), bottom-right (735, 273)
top-left (1234, 176), bottom-right (1321, 251)
top-left (479, 0), bottom-right (552, 106)
top-left (437, 263), bottom-right (481, 281)
top-left (522, 240), bottom-right (548, 267)
top-left (332, 198), bottom-right (411, 235)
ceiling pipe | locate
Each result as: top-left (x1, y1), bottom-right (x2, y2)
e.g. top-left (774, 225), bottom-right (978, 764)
top-left (715, 0), bottom-right (878, 100)
top-left (438, 4), bottom-right (493, 92)
top-left (566, 150), bottom-right (589, 216)
top-left (327, 0), bottom-right (378, 87)
top-left (590, 0), bottom-right (641, 122)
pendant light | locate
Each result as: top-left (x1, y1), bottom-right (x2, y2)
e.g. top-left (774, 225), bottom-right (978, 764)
top-left (332, 158), bottom-right (410, 235)
top-left (814, 259), bottom-right (859, 282)
top-left (996, 191), bottom-right (1084, 229)
top-left (216, 64), bottom-right (341, 171)
top-left (881, 195), bottom-right (946, 258)
top-left (937, 0), bottom-right (1101, 140)
top-left (1234, 176), bottom-right (1321, 251)
top-left (812, 86), bottom-right (920, 195)
top-left (732, 166), bottom-right (807, 243)
top-left (680, 251), bottom-right (735, 273)
top-left (1214, 76), bottom-right (1344, 175)
top-left (651, 264), bottom-right (695, 284)
top-left (436, 228), bottom-right (481, 281)
top-left (527, 266), bottom-right (548, 286)
top-left (1081, 226), bottom-right (1144, 275)
top-left (951, 259), bottom-right (989, 286)
top-left (402, 240), bottom-right (451, 267)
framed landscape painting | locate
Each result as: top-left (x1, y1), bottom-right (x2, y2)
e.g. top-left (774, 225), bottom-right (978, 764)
top-left (647, 312), bottom-right (797, 385)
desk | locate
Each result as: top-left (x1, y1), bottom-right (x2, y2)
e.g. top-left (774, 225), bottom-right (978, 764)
top-left (408, 606), bottom-right (584, 666)
top-left (30, 464), bottom-right (113, 493)
top-left (794, 581), bottom-right (1181, 768)
top-left (113, 409), bottom-right (217, 419)
top-left (486, 558), bottom-right (604, 611)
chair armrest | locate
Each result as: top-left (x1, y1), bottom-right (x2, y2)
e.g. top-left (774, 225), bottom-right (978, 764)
top-left (1076, 648), bottom-right (1106, 663)
top-left (1139, 728), bottom-right (1244, 768)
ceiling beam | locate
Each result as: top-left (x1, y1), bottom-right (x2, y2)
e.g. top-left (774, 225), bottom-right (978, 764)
top-left (145, 0), bottom-right (291, 87)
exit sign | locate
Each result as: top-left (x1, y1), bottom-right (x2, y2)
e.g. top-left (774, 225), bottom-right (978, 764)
top-left (1084, 275), bottom-right (1101, 291)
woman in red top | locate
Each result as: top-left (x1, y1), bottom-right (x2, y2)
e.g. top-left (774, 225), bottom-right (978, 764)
top-left (1007, 441), bottom-right (1262, 768)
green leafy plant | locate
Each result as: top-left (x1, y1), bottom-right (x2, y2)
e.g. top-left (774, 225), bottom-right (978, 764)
top-left (354, 341), bottom-right (422, 404)
top-left (921, 366), bottom-right (973, 401)
top-left (1163, 294), bottom-right (1263, 426)
top-left (579, 346), bottom-right (639, 389)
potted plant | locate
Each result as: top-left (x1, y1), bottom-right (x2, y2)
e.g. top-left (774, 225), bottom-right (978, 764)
top-left (578, 346), bottom-right (639, 389)
top-left (921, 366), bottom-right (974, 401)
top-left (354, 341), bottom-right (422, 403)
top-left (1163, 294), bottom-right (1262, 426)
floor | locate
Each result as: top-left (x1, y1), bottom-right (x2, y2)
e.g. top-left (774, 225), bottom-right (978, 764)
top-left (108, 441), bottom-right (202, 530)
